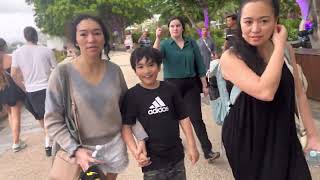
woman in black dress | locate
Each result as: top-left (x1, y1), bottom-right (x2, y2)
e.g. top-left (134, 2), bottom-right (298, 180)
top-left (220, 0), bottom-right (320, 179)
top-left (0, 38), bottom-right (26, 152)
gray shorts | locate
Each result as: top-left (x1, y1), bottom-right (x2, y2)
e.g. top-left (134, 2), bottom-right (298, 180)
top-left (83, 133), bottom-right (129, 174)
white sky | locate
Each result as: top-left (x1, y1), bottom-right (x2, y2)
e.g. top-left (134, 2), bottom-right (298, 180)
top-left (0, 0), bottom-right (37, 43)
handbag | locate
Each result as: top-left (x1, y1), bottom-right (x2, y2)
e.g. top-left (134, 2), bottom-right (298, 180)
top-left (284, 48), bottom-right (308, 148)
top-left (48, 65), bottom-right (82, 180)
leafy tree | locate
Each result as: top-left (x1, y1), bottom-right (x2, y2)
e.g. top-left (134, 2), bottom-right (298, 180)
top-left (27, 0), bottom-right (152, 40)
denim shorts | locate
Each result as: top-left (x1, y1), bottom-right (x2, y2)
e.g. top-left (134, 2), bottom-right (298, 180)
top-left (143, 160), bottom-right (186, 180)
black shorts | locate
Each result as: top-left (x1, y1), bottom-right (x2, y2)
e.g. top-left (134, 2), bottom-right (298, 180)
top-left (25, 89), bottom-right (46, 120)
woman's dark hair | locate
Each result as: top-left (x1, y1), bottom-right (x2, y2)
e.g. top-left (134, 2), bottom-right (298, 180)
top-left (167, 16), bottom-right (186, 38)
top-left (24, 26), bottom-right (38, 44)
top-left (69, 14), bottom-right (110, 60)
top-left (130, 47), bottom-right (163, 71)
top-left (0, 38), bottom-right (7, 52)
top-left (228, 0), bottom-right (280, 75)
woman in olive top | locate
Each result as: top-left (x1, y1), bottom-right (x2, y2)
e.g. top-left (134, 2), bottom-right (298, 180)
top-left (153, 16), bottom-right (220, 163)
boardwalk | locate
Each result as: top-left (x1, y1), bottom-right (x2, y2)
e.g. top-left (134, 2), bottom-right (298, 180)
top-left (0, 51), bottom-right (319, 180)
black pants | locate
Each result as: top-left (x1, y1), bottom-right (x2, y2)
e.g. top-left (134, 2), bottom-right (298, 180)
top-left (166, 77), bottom-right (213, 155)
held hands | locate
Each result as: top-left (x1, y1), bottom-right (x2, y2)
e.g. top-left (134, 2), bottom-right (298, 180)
top-left (75, 148), bottom-right (104, 171)
top-left (134, 141), bottom-right (151, 167)
top-left (272, 24), bottom-right (288, 48)
top-left (187, 145), bottom-right (199, 165)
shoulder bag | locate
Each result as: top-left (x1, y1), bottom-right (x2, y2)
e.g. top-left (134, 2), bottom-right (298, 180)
top-left (48, 64), bottom-right (82, 180)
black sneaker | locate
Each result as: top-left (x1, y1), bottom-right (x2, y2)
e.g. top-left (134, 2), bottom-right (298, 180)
top-left (45, 146), bottom-right (52, 157)
top-left (205, 151), bottom-right (220, 164)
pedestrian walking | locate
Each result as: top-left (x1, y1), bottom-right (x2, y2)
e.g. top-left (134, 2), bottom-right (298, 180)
top-left (11, 27), bottom-right (57, 156)
top-left (45, 14), bottom-right (147, 180)
top-left (0, 38), bottom-right (26, 152)
top-left (153, 16), bottom-right (220, 163)
top-left (220, 0), bottom-right (320, 179)
top-left (197, 27), bottom-right (218, 71)
top-left (122, 47), bottom-right (199, 180)
top-left (138, 31), bottom-right (152, 47)
top-left (223, 13), bottom-right (237, 51)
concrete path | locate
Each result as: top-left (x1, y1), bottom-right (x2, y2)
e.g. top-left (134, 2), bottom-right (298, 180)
top-left (0, 51), bottom-right (319, 180)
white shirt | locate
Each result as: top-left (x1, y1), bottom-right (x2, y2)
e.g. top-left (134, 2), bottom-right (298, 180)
top-left (12, 44), bottom-right (57, 92)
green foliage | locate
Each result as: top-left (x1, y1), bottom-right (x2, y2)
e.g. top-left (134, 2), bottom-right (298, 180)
top-left (28, 0), bottom-right (153, 36)
top-left (53, 50), bottom-right (66, 63)
top-left (282, 18), bottom-right (300, 41)
top-left (212, 28), bottom-right (225, 53)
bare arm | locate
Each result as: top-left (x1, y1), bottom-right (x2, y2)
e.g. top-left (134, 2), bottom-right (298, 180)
top-left (179, 117), bottom-right (199, 164)
top-left (221, 25), bottom-right (287, 101)
top-left (10, 67), bottom-right (25, 91)
top-left (122, 125), bottom-right (138, 155)
top-left (153, 28), bottom-right (162, 49)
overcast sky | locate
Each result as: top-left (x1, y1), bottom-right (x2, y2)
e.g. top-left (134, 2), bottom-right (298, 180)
top-left (0, 0), bottom-right (37, 43)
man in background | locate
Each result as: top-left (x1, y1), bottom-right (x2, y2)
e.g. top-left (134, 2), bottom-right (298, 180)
top-left (11, 26), bottom-right (57, 157)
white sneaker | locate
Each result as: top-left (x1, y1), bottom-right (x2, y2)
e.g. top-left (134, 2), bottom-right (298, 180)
top-left (12, 140), bottom-right (27, 152)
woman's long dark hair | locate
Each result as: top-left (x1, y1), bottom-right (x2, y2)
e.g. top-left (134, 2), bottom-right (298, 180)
top-left (0, 38), bottom-right (9, 91)
top-left (228, 0), bottom-right (280, 75)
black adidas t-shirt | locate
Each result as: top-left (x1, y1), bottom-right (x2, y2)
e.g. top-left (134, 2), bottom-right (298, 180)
top-left (121, 81), bottom-right (188, 172)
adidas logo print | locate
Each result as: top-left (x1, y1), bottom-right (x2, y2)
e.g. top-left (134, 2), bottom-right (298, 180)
top-left (148, 96), bottom-right (169, 115)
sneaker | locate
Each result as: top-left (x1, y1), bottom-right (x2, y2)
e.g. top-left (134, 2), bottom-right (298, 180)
top-left (45, 146), bottom-right (52, 157)
top-left (12, 141), bottom-right (27, 153)
top-left (205, 151), bottom-right (220, 164)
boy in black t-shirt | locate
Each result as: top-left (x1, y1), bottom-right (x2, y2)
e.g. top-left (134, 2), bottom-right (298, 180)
top-left (121, 47), bottom-right (199, 180)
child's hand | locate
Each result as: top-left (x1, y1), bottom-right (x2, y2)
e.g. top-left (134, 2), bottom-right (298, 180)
top-left (187, 145), bottom-right (199, 165)
top-left (134, 141), bottom-right (152, 167)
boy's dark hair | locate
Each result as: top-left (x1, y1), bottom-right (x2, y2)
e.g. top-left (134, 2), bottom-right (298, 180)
top-left (130, 47), bottom-right (162, 71)
top-left (24, 26), bottom-right (38, 44)
top-left (68, 14), bottom-right (110, 60)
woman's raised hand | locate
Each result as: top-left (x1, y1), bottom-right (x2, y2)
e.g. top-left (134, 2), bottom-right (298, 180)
top-left (155, 27), bottom-right (162, 39)
top-left (272, 24), bottom-right (288, 48)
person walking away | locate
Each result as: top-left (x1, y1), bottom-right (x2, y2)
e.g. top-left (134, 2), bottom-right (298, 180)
top-left (0, 38), bottom-right (26, 152)
top-left (11, 26), bottom-right (57, 156)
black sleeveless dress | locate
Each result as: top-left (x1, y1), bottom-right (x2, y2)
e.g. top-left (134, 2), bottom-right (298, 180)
top-left (0, 72), bottom-right (25, 107)
top-left (222, 64), bottom-right (312, 180)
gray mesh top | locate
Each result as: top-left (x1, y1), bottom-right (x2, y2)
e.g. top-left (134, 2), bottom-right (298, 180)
top-left (44, 61), bottom-right (147, 156)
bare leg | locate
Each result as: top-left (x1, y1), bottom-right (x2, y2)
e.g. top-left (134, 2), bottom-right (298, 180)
top-left (10, 102), bottom-right (22, 144)
top-left (106, 173), bottom-right (118, 180)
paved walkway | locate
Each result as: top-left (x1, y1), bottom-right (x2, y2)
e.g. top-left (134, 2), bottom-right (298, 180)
top-left (0, 51), bottom-right (319, 180)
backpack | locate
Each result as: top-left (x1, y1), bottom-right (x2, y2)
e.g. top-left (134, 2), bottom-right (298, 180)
top-left (207, 60), bottom-right (241, 125)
